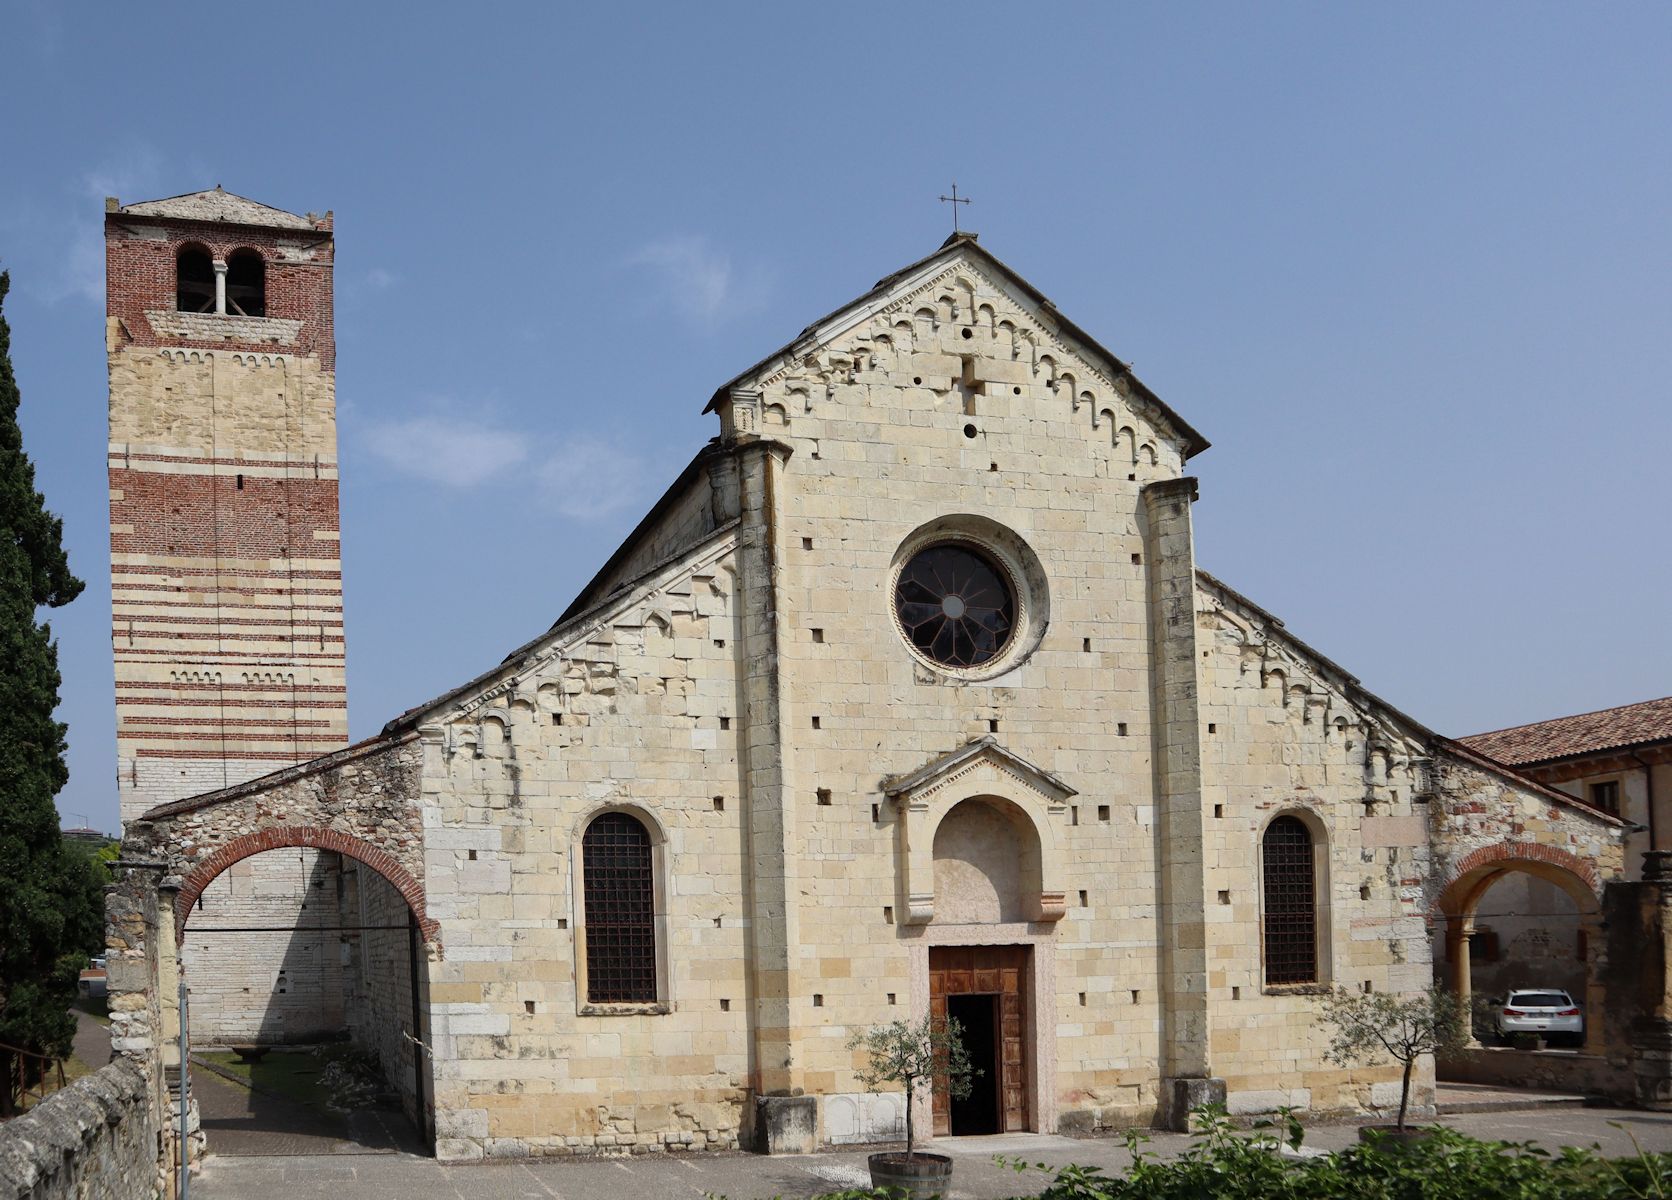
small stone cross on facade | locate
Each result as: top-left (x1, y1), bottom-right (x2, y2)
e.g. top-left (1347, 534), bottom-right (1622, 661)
top-left (939, 183), bottom-right (972, 233)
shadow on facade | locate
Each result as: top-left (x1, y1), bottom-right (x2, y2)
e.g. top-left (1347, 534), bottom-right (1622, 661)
top-left (182, 848), bottom-right (429, 1155)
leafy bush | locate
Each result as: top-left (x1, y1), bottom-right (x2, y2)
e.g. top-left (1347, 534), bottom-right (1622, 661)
top-left (1001, 1107), bottom-right (1669, 1200)
top-left (718, 1106), bottom-right (1672, 1199)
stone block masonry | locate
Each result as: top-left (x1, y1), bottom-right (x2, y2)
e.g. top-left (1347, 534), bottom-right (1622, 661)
top-left (0, 1059), bottom-right (160, 1200)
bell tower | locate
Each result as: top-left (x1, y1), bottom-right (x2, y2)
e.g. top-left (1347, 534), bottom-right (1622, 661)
top-left (104, 188), bottom-right (348, 823)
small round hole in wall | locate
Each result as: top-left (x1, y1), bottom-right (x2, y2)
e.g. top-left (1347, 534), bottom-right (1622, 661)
top-left (913, 376), bottom-right (923, 385)
top-left (1012, 386), bottom-right (1021, 395)
top-left (961, 327), bottom-right (973, 340)
top-left (963, 424), bottom-right (977, 439)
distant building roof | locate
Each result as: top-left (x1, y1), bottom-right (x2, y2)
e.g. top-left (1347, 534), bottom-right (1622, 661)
top-left (1459, 695), bottom-right (1672, 766)
top-left (115, 186), bottom-right (317, 230)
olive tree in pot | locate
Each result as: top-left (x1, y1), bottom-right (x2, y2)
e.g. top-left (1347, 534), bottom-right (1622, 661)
top-left (847, 1015), bottom-right (976, 1199)
top-left (1321, 985), bottom-right (1467, 1146)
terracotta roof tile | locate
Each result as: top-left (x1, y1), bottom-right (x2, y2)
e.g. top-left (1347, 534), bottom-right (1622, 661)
top-left (1459, 695), bottom-right (1672, 766)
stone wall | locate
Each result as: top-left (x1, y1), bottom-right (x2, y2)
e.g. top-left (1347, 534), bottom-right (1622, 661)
top-left (123, 734), bottom-right (429, 943)
top-left (416, 530), bottom-right (749, 1160)
top-left (0, 1059), bottom-right (160, 1200)
top-left (1195, 575), bottom-right (1434, 1121)
top-left (1439, 1046), bottom-right (1628, 1099)
top-left (183, 849), bottom-right (350, 1045)
top-left (344, 863), bottom-right (421, 1125)
top-left (398, 246), bottom-right (1427, 1155)
top-left (144, 236), bottom-right (1650, 1159)
top-left (107, 196), bottom-right (348, 1052)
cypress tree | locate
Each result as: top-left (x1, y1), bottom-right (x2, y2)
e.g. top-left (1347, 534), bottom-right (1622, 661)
top-left (0, 270), bottom-right (89, 1112)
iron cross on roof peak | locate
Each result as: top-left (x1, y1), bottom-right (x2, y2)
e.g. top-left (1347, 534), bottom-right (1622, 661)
top-left (939, 183), bottom-right (972, 233)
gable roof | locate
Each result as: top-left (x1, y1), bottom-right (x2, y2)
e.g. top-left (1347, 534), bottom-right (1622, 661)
top-left (705, 231), bottom-right (1211, 460)
top-left (1459, 695), bottom-right (1672, 767)
top-left (116, 187), bottom-right (318, 230)
top-left (381, 521), bottom-right (740, 735)
top-left (1196, 568), bottom-right (1628, 827)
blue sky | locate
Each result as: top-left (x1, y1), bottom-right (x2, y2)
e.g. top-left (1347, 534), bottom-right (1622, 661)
top-left (3, 3), bottom-right (1668, 833)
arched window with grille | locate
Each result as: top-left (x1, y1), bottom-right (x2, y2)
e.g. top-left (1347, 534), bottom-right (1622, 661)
top-left (176, 244), bottom-right (215, 312)
top-left (580, 811), bottom-right (659, 1005)
top-left (1262, 815), bottom-right (1319, 985)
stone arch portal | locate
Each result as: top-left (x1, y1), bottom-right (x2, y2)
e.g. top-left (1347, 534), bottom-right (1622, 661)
top-left (175, 825), bottom-right (436, 944)
top-left (118, 736), bottom-right (434, 950)
top-left (1433, 841), bottom-right (1604, 1052)
top-left (112, 736), bottom-right (436, 1153)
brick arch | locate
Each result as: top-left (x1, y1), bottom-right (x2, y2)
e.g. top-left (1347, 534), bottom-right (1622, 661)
top-left (1434, 840), bottom-right (1601, 918)
top-left (175, 825), bottom-right (437, 944)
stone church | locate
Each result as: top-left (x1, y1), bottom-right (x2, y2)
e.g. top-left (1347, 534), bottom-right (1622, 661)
top-left (107, 190), bottom-right (1641, 1163)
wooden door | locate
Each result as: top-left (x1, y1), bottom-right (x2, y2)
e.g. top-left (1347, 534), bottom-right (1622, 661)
top-left (928, 945), bottom-right (1029, 1134)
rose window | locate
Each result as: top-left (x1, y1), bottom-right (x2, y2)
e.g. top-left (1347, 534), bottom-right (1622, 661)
top-left (894, 543), bottom-right (1018, 669)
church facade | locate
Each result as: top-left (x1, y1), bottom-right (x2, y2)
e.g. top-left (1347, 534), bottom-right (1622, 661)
top-left (113, 211), bottom-right (1632, 1161)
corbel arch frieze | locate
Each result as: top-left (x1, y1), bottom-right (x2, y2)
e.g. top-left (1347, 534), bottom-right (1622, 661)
top-left (881, 736), bottom-right (1073, 926)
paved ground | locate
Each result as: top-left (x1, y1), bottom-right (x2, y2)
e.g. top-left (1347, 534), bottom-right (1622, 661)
top-left (194, 1105), bottom-right (1672, 1200)
top-left (73, 1012), bottom-right (419, 1158)
top-left (70, 1009), bottom-right (112, 1071)
top-left (1436, 1080), bottom-right (1586, 1113)
top-left (190, 1054), bottom-right (420, 1157)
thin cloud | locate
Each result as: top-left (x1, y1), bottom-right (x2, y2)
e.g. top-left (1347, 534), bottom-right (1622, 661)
top-left (627, 235), bottom-right (770, 325)
top-left (353, 404), bottom-right (660, 523)
top-left (360, 412), bottom-right (530, 488)
top-left (535, 438), bottom-right (653, 520)
top-left (49, 144), bottom-right (173, 304)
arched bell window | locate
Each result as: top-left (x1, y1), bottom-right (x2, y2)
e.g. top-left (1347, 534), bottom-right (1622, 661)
top-left (1262, 815), bottom-right (1319, 985)
top-left (225, 248), bottom-right (265, 317)
top-left (580, 811), bottom-right (659, 1004)
top-left (176, 245), bottom-right (215, 313)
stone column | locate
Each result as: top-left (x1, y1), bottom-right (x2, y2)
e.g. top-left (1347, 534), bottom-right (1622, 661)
top-left (212, 259), bottom-right (227, 315)
top-left (1581, 913), bottom-right (1608, 1055)
top-left (1627, 854), bottom-right (1672, 1107)
top-left (1141, 476), bottom-right (1223, 1129)
top-left (1452, 925), bottom-right (1476, 1045)
top-left (728, 432), bottom-right (815, 1152)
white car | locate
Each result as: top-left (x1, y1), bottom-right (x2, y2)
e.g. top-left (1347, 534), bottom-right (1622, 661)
top-left (1490, 989), bottom-right (1583, 1046)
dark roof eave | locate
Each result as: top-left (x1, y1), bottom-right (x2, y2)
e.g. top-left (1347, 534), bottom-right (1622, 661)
top-left (1482, 734), bottom-right (1672, 773)
top-left (702, 233), bottom-right (1210, 460)
top-left (105, 211), bottom-right (332, 240)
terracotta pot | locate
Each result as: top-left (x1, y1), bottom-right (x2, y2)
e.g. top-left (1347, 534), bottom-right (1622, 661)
top-left (868, 1151), bottom-right (953, 1199)
top-left (1359, 1124), bottom-right (1433, 1148)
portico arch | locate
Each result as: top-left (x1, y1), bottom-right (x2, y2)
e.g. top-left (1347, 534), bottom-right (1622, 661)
top-left (1434, 842), bottom-right (1604, 1051)
top-left (176, 824), bottom-right (435, 943)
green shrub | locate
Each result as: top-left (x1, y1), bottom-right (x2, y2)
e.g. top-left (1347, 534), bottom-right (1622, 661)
top-left (719, 1105), bottom-right (1672, 1199)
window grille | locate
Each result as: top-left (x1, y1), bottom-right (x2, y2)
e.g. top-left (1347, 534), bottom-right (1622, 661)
top-left (582, 812), bottom-right (657, 1003)
top-left (1262, 816), bottom-right (1317, 985)
top-left (894, 542), bottom-right (1016, 668)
